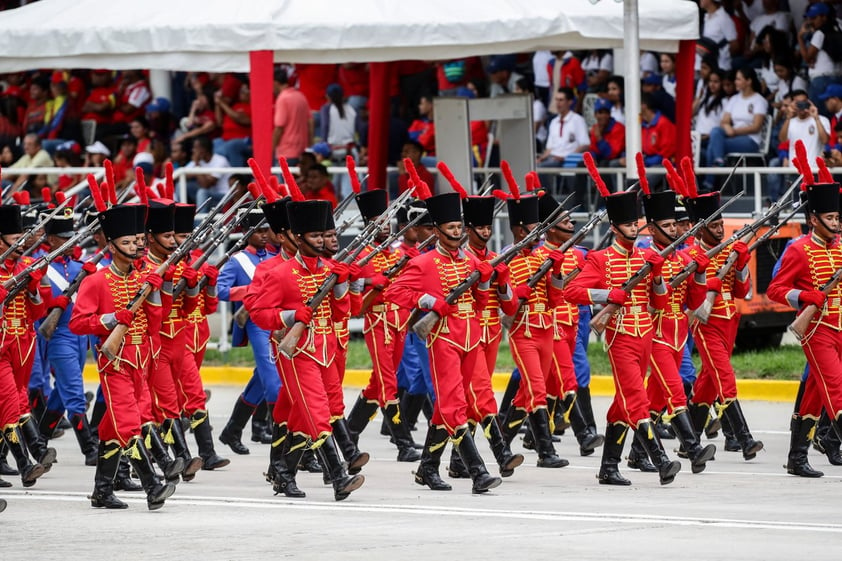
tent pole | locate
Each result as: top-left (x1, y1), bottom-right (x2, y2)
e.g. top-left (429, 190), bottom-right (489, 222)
top-left (623, 0), bottom-right (641, 188)
top-left (675, 39), bottom-right (695, 164)
top-left (249, 50), bottom-right (274, 172)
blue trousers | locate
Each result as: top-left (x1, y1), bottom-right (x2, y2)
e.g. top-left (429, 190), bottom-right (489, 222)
top-left (44, 334), bottom-right (88, 416)
top-left (574, 304), bottom-right (592, 387)
top-left (241, 322), bottom-right (282, 405)
top-left (397, 333), bottom-right (434, 399)
top-left (679, 333), bottom-right (697, 384)
top-left (28, 333), bottom-right (51, 396)
top-left (705, 127), bottom-right (758, 167)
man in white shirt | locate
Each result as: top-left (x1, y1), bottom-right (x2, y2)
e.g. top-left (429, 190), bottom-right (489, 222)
top-left (185, 135), bottom-right (232, 207)
top-left (701, 0), bottom-right (739, 71)
top-left (9, 133), bottom-right (55, 191)
top-left (780, 89), bottom-right (830, 169)
top-left (537, 87), bottom-right (589, 166)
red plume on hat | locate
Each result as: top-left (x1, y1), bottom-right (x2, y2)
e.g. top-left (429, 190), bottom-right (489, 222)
top-left (403, 157), bottom-right (431, 199)
top-left (55, 191), bottom-right (67, 205)
top-left (12, 191), bottom-right (30, 205)
top-left (583, 152), bottom-right (610, 197)
top-left (794, 140), bottom-right (814, 186)
top-left (105, 178), bottom-right (118, 206)
top-left (247, 181), bottom-right (262, 201)
top-left (679, 157), bottom-right (698, 198)
top-left (436, 161), bottom-right (469, 199)
top-left (258, 177), bottom-right (278, 203)
top-left (635, 153), bottom-right (651, 195)
top-left (279, 157), bottom-right (304, 201)
top-left (269, 176), bottom-right (289, 198)
top-left (817, 157), bottom-right (834, 184)
top-left (104, 159), bottom-right (116, 193)
top-left (87, 174), bottom-right (108, 212)
top-left (493, 160), bottom-right (523, 200)
top-left (347, 156), bottom-right (362, 194)
top-left (663, 159), bottom-right (687, 197)
top-left (247, 158), bottom-right (271, 193)
top-left (134, 168), bottom-right (149, 204)
top-left (41, 187), bottom-right (53, 205)
top-left (525, 171), bottom-right (537, 193)
top-left (164, 162), bottom-right (175, 200)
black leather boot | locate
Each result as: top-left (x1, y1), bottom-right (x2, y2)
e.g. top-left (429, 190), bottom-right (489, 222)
top-left (626, 436), bottom-right (656, 472)
top-left (414, 425), bottom-right (452, 491)
top-left (19, 414), bottom-right (57, 471)
top-left (670, 409), bottom-right (716, 474)
top-left (318, 437), bottom-right (365, 501)
top-left (113, 455), bottom-right (143, 491)
top-left (251, 400), bottom-right (273, 444)
top-left (556, 393), bottom-right (576, 434)
top-left (162, 417), bottom-right (203, 480)
top-left (447, 421), bottom-right (474, 478)
top-left (682, 401), bottom-right (714, 459)
top-left (330, 418), bottom-right (370, 475)
top-left (451, 425), bottom-right (501, 494)
top-left (497, 373), bottom-right (520, 419)
top-left (400, 391), bottom-right (427, 432)
top-left (89, 398), bottom-right (106, 441)
top-left (2, 424), bottom-right (45, 487)
top-left (813, 411), bottom-right (842, 465)
top-left (218, 397), bottom-right (255, 455)
top-left (499, 406), bottom-right (528, 446)
top-left (529, 408), bottom-right (569, 468)
top-left (722, 400), bottom-right (764, 460)
top-left (786, 415), bottom-right (823, 478)
top-left (0, 442), bottom-right (18, 476)
top-left (598, 423), bottom-right (631, 485)
top-left (299, 448), bottom-right (323, 473)
top-left (141, 423), bottom-right (184, 483)
top-left (382, 402), bottom-right (421, 462)
top-left (267, 425), bottom-right (305, 497)
top-left (38, 408), bottom-right (64, 441)
top-left (191, 410), bottom-right (230, 470)
top-left (653, 411), bottom-right (675, 440)
top-left (720, 405), bottom-right (741, 451)
top-left (89, 441), bottom-right (128, 509)
top-left (29, 388), bottom-right (47, 426)
top-left (346, 393), bottom-right (379, 443)
top-left (634, 420), bottom-right (681, 485)
top-left (124, 436), bottom-right (176, 511)
top-left (69, 413), bottom-right (99, 466)
top-left (569, 397), bottom-right (604, 457)
top-left (481, 415), bottom-right (524, 477)
top-left (0, 475), bottom-right (9, 488)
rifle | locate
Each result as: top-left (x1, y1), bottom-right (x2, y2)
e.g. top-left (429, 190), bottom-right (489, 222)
top-left (588, 194), bottom-right (739, 336)
top-left (789, 262), bottom-right (842, 341)
top-left (501, 205), bottom-right (603, 330)
top-left (411, 202), bottom-right (571, 339)
top-left (98, 191), bottom-right (252, 361)
top-left (691, 180), bottom-right (802, 323)
top-left (19, 234), bottom-right (48, 258)
top-left (275, 192), bottom-right (410, 359)
top-left (0, 196), bottom-right (73, 263)
top-left (229, 219), bottom-right (271, 329)
top-left (38, 247), bottom-right (110, 340)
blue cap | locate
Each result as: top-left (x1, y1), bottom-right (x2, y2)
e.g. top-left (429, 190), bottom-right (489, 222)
top-left (594, 98), bottom-right (612, 112)
top-left (642, 73), bottom-right (662, 85)
top-left (455, 86), bottom-right (477, 99)
top-left (819, 83), bottom-right (842, 101)
top-left (146, 97), bottom-right (170, 114)
top-left (487, 54), bottom-right (517, 74)
top-left (307, 142), bottom-right (331, 158)
top-left (806, 2), bottom-right (831, 18)
top-left (326, 83), bottom-right (343, 98)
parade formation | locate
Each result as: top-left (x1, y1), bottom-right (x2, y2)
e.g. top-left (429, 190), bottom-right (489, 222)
top-left (1, 138), bottom-right (841, 512)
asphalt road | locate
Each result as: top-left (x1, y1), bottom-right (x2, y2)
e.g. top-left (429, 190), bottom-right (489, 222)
top-left (2, 386), bottom-right (838, 560)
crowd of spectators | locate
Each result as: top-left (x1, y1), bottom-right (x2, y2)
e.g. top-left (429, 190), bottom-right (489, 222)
top-left (2, 1), bottom-right (842, 205)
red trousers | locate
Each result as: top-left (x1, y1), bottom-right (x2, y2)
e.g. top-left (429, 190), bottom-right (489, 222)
top-left (549, 325), bottom-right (578, 399)
top-left (178, 350), bottom-right (208, 415)
top-left (510, 326), bottom-right (554, 412)
top-left (335, 344), bottom-right (348, 384)
top-left (648, 341), bottom-right (688, 413)
top-left (270, 340), bottom-right (331, 441)
top-left (322, 356), bottom-right (346, 420)
top-left (187, 319), bottom-right (210, 368)
top-left (362, 318), bottom-right (405, 406)
top-left (605, 329), bottom-right (653, 426)
top-left (465, 329), bottom-right (501, 422)
top-left (147, 331), bottom-right (185, 422)
top-left (0, 335), bottom-right (34, 425)
top-left (691, 316), bottom-right (739, 405)
top-left (428, 339), bottom-right (478, 434)
top-left (97, 347), bottom-right (152, 446)
top-left (800, 325), bottom-right (842, 418)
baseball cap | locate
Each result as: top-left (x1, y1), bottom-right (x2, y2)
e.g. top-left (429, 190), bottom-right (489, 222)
top-left (132, 152), bottom-right (154, 167)
top-left (146, 97), bottom-right (171, 114)
top-left (819, 83), bottom-right (842, 101)
top-left (594, 98), bottom-right (613, 112)
top-left (306, 142), bottom-right (331, 158)
top-left (642, 74), bottom-right (663, 86)
top-left (85, 141), bottom-right (110, 156)
top-left (806, 2), bottom-right (831, 18)
top-left (487, 54), bottom-right (517, 74)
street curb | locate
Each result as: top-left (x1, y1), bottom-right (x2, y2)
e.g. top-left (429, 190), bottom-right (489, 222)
top-left (83, 365), bottom-right (799, 403)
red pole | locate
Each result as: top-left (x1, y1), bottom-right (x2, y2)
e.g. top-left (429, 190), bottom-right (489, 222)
top-left (249, 50), bottom-right (274, 172)
top-left (368, 62), bottom-right (391, 192)
top-left (675, 40), bottom-right (695, 164)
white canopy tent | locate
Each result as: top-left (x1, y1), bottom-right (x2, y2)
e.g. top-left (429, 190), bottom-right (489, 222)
top-left (0, 0), bottom-right (699, 71)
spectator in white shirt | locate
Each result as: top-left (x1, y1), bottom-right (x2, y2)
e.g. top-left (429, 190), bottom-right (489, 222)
top-left (700, 0), bottom-right (739, 71)
top-left (797, 2), bottom-right (842, 107)
top-left (185, 135), bottom-right (232, 207)
top-left (749, 0), bottom-right (794, 46)
top-left (537, 87), bottom-right (589, 167)
top-left (780, 89), bottom-right (830, 168)
top-left (582, 50), bottom-right (613, 93)
top-left (695, 69), bottom-right (728, 146)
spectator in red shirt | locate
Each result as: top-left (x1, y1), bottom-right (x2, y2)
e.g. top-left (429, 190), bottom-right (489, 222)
top-left (546, 51), bottom-right (586, 112)
top-left (112, 70), bottom-right (151, 124)
top-left (303, 164), bottom-right (338, 207)
top-left (81, 70), bottom-right (116, 136)
top-left (273, 68), bottom-right (312, 165)
top-left (397, 140), bottom-right (436, 194)
top-left (129, 116), bottom-right (153, 154)
top-left (407, 94), bottom-right (436, 165)
top-left (213, 81), bottom-right (252, 167)
top-left (436, 57), bottom-right (484, 96)
top-left (23, 77), bottom-right (49, 135)
top-left (112, 136), bottom-right (138, 187)
top-left (589, 97), bottom-right (626, 163)
top-left (296, 63), bottom-right (338, 135)
top-left (175, 91), bottom-right (218, 144)
top-left (338, 63), bottom-right (369, 114)
top-left (639, 92), bottom-right (676, 166)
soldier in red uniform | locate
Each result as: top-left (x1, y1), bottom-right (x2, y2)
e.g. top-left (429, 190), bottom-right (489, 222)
top-left (142, 200), bottom-right (204, 480)
top-left (445, 185), bottom-right (524, 479)
top-left (494, 175), bottom-right (569, 469)
top-left (682, 185), bottom-right (763, 462)
top-left (173, 204), bottom-right (229, 471)
top-left (767, 181), bottom-right (842, 478)
top-left (245, 198), bottom-right (364, 501)
top-left (345, 188), bottom-right (420, 462)
top-left (640, 183), bottom-right (716, 474)
top-left (69, 202), bottom-right (176, 510)
top-left (564, 180), bottom-right (681, 486)
top-left (0, 203), bottom-right (50, 487)
top-left (385, 190), bottom-right (502, 494)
